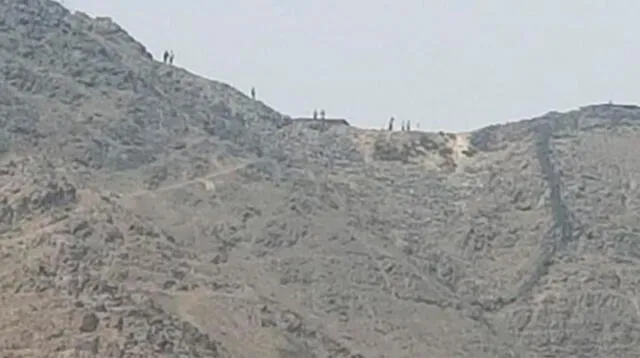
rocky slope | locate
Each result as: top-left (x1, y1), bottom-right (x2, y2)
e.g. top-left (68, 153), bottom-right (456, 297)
top-left (2, 0), bottom-right (640, 357)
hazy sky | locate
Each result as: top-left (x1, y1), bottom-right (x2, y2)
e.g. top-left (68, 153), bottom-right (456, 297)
top-left (66, 1), bottom-right (640, 131)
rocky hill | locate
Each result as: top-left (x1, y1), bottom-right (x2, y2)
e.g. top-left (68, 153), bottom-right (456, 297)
top-left (2, 0), bottom-right (640, 357)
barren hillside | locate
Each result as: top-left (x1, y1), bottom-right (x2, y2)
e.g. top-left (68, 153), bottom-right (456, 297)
top-left (2, 0), bottom-right (640, 357)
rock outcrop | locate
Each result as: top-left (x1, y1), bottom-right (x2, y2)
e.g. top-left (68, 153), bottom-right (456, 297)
top-left (1, 1), bottom-right (640, 357)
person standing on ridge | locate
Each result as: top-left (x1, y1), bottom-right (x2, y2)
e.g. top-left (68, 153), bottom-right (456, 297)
top-left (388, 116), bottom-right (395, 131)
top-left (251, 87), bottom-right (256, 100)
top-left (163, 50), bottom-right (169, 64)
top-left (407, 120), bottom-right (411, 131)
top-left (169, 50), bottom-right (175, 65)
top-left (320, 109), bottom-right (325, 120)
top-left (313, 109), bottom-right (318, 120)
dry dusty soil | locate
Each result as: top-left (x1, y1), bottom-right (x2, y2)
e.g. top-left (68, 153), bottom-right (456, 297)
top-left (1, 1), bottom-right (640, 357)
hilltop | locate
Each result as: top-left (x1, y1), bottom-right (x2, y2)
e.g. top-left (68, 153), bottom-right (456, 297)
top-left (2, 0), bottom-right (640, 357)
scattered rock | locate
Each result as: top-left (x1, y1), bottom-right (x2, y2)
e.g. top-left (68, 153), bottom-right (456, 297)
top-left (0, 0), bottom-right (639, 357)
top-left (79, 312), bottom-right (99, 333)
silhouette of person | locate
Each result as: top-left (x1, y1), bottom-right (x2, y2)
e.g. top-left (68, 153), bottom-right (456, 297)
top-left (320, 109), bottom-right (325, 120)
top-left (169, 50), bottom-right (174, 65)
top-left (388, 117), bottom-right (395, 131)
top-left (313, 109), bottom-right (318, 120)
top-left (163, 50), bottom-right (169, 64)
top-left (251, 87), bottom-right (256, 100)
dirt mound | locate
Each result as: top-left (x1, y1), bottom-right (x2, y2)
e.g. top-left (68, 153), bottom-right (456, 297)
top-left (351, 129), bottom-right (477, 171)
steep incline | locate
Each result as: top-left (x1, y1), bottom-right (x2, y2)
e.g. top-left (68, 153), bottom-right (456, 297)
top-left (2, 1), bottom-right (640, 357)
top-left (470, 105), bottom-right (640, 357)
top-left (513, 117), bottom-right (575, 299)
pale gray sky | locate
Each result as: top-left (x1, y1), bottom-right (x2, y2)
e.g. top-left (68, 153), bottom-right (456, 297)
top-left (67, 1), bottom-right (640, 131)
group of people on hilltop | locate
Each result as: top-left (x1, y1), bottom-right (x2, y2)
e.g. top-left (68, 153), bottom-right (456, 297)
top-left (157, 52), bottom-right (419, 131)
top-left (162, 50), bottom-right (175, 65)
top-left (387, 116), bottom-right (417, 132)
top-left (312, 109), bottom-right (326, 120)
